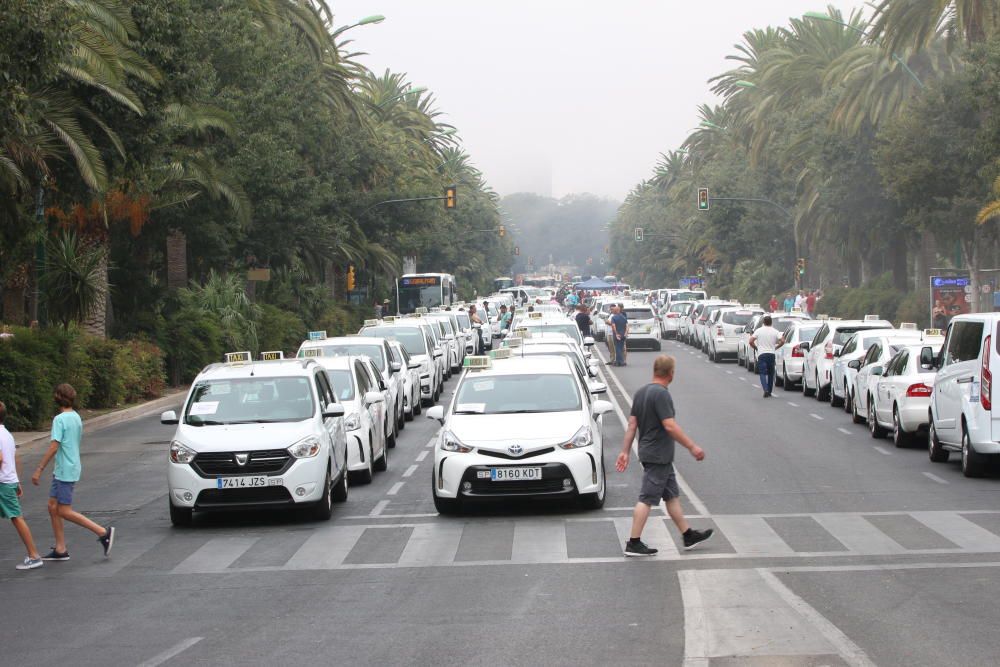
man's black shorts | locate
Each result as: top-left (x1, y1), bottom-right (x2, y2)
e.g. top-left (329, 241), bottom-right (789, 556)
top-left (639, 462), bottom-right (679, 506)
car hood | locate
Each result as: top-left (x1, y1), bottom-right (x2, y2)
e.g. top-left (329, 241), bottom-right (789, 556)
top-left (175, 420), bottom-right (318, 453)
top-left (446, 413), bottom-right (583, 450)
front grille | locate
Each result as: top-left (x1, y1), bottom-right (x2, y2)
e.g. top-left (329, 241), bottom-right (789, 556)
top-left (478, 446), bottom-right (556, 461)
top-left (191, 449), bottom-right (292, 478)
top-left (195, 486), bottom-right (292, 508)
top-left (461, 463), bottom-right (574, 497)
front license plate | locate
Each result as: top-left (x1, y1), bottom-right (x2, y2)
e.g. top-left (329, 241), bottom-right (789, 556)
top-left (216, 476), bottom-right (280, 489)
top-left (490, 467), bottom-right (542, 482)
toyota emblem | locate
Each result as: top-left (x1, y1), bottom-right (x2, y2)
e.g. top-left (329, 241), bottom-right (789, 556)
top-left (507, 444), bottom-right (523, 456)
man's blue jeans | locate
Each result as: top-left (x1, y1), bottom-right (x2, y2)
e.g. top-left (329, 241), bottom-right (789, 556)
top-left (613, 336), bottom-right (626, 366)
top-left (757, 352), bottom-right (775, 394)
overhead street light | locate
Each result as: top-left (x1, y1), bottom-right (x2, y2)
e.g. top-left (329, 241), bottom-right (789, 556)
top-left (333, 14), bottom-right (386, 38)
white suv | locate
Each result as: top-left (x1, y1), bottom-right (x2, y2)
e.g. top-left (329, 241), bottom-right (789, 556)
top-left (929, 313), bottom-right (1000, 477)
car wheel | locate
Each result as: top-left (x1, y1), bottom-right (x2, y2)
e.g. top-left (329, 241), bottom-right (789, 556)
top-left (311, 464), bottom-right (334, 521)
top-left (387, 422), bottom-right (397, 449)
top-left (830, 387), bottom-right (844, 408)
top-left (352, 440), bottom-right (374, 484)
top-left (331, 465), bottom-right (349, 503)
top-left (405, 401), bottom-right (415, 422)
top-left (397, 406), bottom-right (405, 431)
top-left (782, 369), bottom-right (795, 391)
top-left (928, 418), bottom-right (949, 462)
top-left (375, 440), bottom-right (389, 472)
top-left (414, 394), bottom-right (423, 414)
top-left (433, 479), bottom-right (461, 515)
top-left (961, 426), bottom-right (987, 478)
top-left (851, 392), bottom-right (865, 424)
top-left (803, 374), bottom-right (816, 397)
top-left (580, 465), bottom-right (606, 510)
top-left (169, 501), bottom-right (193, 527)
top-left (869, 398), bottom-right (887, 438)
top-left (892, 407), bottom-right (911, 448)
top-left (775, 369), bottom-right (784, 387)
top-left (843, 385), bottom-right (853, 413)
top-left (816, 380), bottom-right (829, 402)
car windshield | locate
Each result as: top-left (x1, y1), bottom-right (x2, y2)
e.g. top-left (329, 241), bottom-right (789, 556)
top-left (361, 327), bottom-right (427, 356)
top-left (521, 323), bottom-right (582, 344)
top-left (325, 369), bottom-right (355, 401)
top-left (722, 312), bottom-right (754, 326)
top-left (625, 308), bottom-right (654, 320)
top-left (832, 328), bottom-right (879, 346)
top-left (305, 344), bottom-right (385, 371)
top-left (454, 373), bottom-right (581, 414)
top-left (185, 377), bottom-right (314, 425)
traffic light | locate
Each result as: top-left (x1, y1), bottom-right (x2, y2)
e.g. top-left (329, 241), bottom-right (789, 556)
top-left (698, 188), bottom-right (710, 211)
top-left (604, 246), bottom-right (610, 254)
top-left (634, 227), bottom-right (644, 242)
top-left (346, 265), bottom-right (356, 291)
top-left (697, 266), bottom-right (704, 278)
top-left (499, 225), bottom-right (505, 237)
top-left (796, 258), bottom-right (806, 275)
top-left (444, 184), bottom-right (457, 209)
top-left (514, 245), bottom-right (520, 256)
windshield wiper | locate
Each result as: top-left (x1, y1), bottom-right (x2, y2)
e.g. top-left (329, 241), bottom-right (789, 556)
top-left (452, 410), bottom-right (484, 415)
top-left (187, 419), bottom-right (224, 426)
top-left (497, 409), bottom-right (552, 414)
top-left (226, 419), bottom-right (287, 424)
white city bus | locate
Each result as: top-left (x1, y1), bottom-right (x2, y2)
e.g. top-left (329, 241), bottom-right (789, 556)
top-left (493, 276), bottom-right (515, 291)
top-left (396, 273), bottom-right (457, 314)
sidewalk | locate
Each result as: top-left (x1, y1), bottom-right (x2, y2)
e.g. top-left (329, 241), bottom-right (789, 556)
top-left (13, 387), bottom-right (187, 450)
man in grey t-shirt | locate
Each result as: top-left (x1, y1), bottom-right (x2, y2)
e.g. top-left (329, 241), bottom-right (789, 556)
top-left (616, 355), bottom-right (713, 556)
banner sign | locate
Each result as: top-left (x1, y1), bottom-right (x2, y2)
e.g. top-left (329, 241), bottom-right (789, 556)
top-left (929, 276), bottom-right (971, 329)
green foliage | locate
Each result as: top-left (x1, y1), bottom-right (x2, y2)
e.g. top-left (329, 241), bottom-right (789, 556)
top-left (257, 304), bottom-right (306, 356)
top-left (84, 337), bottom-right (126, 408)
top-left (159, 299), bottom-right (224, 385)
top-left (41, 231), bottom-right (108, 328)
top-left (179, 270), bottom-right (260, 352)
top-left (316, 303), bottom-right (367, 338)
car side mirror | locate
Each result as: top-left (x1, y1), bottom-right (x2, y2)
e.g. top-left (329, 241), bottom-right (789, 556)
top-left (584, 337), bottom-right (595, 347)
top-left (390, 362), bottom-right (402, 373)
top-left (847, 360), bottom-right (862, 370)
top-left (425, 405), bottom-right (445, 424)
top-left (433, 349), bottom-right (443, 358)
top-left (588, 381), bottom-right (608, 395)
top-left (408, 361), bottom-right (421, 370)
top-left (592, 399), bottom-right (613, 417)
top-left (160, 410), bottom-right (179, 425)
top-left (834, 349), bottom-right (842, 357)
top-left (322, 402), bottom-right (345, 419)
top-left (920, 348), bottom-right (936, 369)
top-left (798, 341), bottom-right (811, 351)
top-left (364, 391), bottom-right (385, 406)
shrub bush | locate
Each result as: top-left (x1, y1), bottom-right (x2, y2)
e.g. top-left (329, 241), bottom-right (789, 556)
top-left (316, 302), bottom-right (366, 337)
top-left (115, 338), bottom-right (166, 403)
top-left (257, 304), bottom-right (306, 356)
top-left (159, 301), bottom-right (224, 385)
top-left (85, 337), bottom-right (126, 408)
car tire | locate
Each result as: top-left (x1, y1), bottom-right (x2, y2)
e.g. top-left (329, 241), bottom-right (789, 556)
top-left (775, 370), bottom-right (784, 387)
top-left (816, 381), bottom-right (829, 402)
top-left (869, 398), bottom-right (887, 438)
top-left (405, 402), bottom-right (415, 422)
top-left (169, 501), bottom-right (193, 527)
top-left (414, 394), bottom-right (423, 415)
top-left (433, 483), bottom-right (461, 515)
top-left (892, 407), bottom-right (911, 448)
top-left (802, 374), bottom-right (816, 397)
top-left (843, 385), bottom-right (853, 413)
top-left (331, 466), bottom-right (349, 503)
top-left (387, 422), bottom-right (397, 449)
top-left (311, 464), bottom-right (334, 521)
top-left (830, 388), bottom-right (844, 408)
top-left (928, 418), bottom-right (949, 462)
top-left (397, 406), bottom-right (405, 431)
top-left (580, 465), bottom-right (606, 510)
top-left (783, 369), bottom-right (795, 391)
top-left (352, 441), bottom-right (375, 484)
top-left (851, 392), bottom-right (865, 424)
top-left (375, 441), bottom-right (389, 472)
top-left (961, 426), bottom-right (987, 478)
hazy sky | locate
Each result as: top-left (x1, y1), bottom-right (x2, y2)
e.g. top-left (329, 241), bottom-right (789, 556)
top-left (335, 1), bottom-right (859, 200)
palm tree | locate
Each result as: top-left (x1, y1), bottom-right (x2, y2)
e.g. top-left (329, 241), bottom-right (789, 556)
top-left (869, 0), bottom-right (1000, 52)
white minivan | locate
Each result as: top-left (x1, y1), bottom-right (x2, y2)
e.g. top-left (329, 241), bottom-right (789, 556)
top-left (929, 313), bottom-right (1000, 477)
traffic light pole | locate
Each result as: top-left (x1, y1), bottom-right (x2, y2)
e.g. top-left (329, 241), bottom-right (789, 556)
top-left (364, 195), bottom-right (450, 213)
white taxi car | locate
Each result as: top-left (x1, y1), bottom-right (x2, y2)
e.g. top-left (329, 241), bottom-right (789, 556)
top-left (161, 353), bottom-right (349, 526)
top-left (775, 320), bottom-right (824, 390)
top-left (801, 316), bottom-right (894, 401)
top-left (849, 331), bottom-right (938, 426)
top-left (708, 306), bottom-right (762, 363)
top-left (621, 303), bottom-right (661, 351)
top-left (870, 342), bottom-right (942, 447)
top-left (317, 356), bottom-right (388, 483)
top-left (426, 355), bottom-right (613, 514)
top-left (741, 312), bottom-right (811, 372)
top-left (660, 300), bottom-right (695, 339)
top-left (359, 321), bottom-right (443, 405)
top-left (388, 340), bottom-right (422, 420)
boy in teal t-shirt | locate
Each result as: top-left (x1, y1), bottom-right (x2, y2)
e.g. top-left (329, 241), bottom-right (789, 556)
top-left (31, 384), bottom-right (115, 560)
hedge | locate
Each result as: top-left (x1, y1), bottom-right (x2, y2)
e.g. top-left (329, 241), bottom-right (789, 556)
top-left (0, 326), bottom-right (166, 431)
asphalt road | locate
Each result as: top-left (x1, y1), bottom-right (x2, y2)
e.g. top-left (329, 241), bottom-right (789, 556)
top-left (3, 340), bottom-right (1000, 666)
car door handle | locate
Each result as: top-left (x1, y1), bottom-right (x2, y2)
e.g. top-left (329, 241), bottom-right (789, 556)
top-left (956, 376), bottom-right (975, 384)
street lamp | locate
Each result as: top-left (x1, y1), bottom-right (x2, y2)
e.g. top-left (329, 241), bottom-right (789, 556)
top-left (803, 11), bottom-right (924, 88)
top-left (734, 80), bottom-right (756, 89)
top-left (333, 14), bottom-right (385, 37)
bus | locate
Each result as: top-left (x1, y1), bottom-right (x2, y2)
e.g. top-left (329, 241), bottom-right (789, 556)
top-left (493, 276), bottom-right (514, 291)
top-left (395, 273), bottom-right (457, 314)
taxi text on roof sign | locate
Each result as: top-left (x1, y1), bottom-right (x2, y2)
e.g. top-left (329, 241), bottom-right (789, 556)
top-left (900, 322), bottom-right (917, 330)
top-left (363, 319), bottom-right (380, 327)
top-left (505, 336), bottom-right (523, 348)
top-left (308, 330), bottom-right (327, 341)
top-left (415, 306), bottom-right (429, 314)
top-left (463, 355), bottom-right (491, 370)
top-left (260, 350), bottom-right (284, 360)
top-left (382, 315), bottom-right (398, 323)
top-left (528, 311), bottom-right (544, 319)
top-left (924, 328), bottom-right (943, 337)
top-left (225, 351), bottom-right (252, 364)
top-left (490, 348), bottom-right (512, 360)
top-left (303, 348), bottom-right (323, 358)
top-left (864, 314), bottom-right (881, 321)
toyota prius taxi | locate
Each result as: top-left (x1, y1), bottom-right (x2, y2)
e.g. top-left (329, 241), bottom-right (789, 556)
top-left (425, 354), bottom-right (613, 514)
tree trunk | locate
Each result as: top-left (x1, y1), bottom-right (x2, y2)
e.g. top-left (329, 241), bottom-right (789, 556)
top-left (2, 286), bottom-right (26, 325)
top-left (166, 229), bottom-right (188, 289)
top-left (963, 230), bottom-right (982, 313)
top-left (81, 250), bottom-right (109, 338)
top-left (891, 240), bottom-right (908, 291)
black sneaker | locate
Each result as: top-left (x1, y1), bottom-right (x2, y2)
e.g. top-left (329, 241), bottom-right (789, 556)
top-left (98, 526), bottom-right (115, 558)
top-left (624, 540), bottom-right (658, 557)
top-left (42, 548), bottom-right (70, 561)
top-left (683, 528), bottom-right (714, 551)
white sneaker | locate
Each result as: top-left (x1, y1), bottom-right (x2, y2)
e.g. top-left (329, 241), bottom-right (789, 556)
top-left (16, 556), bottom-right (43, 570)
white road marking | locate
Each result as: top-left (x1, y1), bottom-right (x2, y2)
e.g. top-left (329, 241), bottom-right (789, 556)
top-left (787, 401), bottom-right (799, 407)
top-left (415, 450), bottom-right (429, 462)
top-left (386, 482), bottom-right (405, 496)
top-left (737, 376), bottom-right (746, 382)
top-left (402, 464), bottom-right (418, 478)
top-left (725, 370), bottom-right (733, 375)
top-left (922, 471), bottom-right (949, 485)
top-left (873, 446), bottom-right (893, 456)
top-left (136, 638), bottom-right (204, 667)
top-left (810, 413), bottom-right (824, 420)
top-left (837, 428), bottom-right (853, 435)
top-left (369, 499), bottom-right (390, 516)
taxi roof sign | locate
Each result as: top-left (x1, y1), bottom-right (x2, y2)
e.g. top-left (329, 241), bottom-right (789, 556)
top-left (490, 348), bottom-right (512, 360)
top-left (817, 314), bottom-right (829, 320)
top-left (900, 322), bottom-right (917, 330)
top-left (382, 315), bottom-right (398, 323)
top-left (363, 319), bottom-right (380, 327)
top-left (923, 328), bottom-right (943, 337)
top-left (864, 314), bottom-right (881, 321)
top-left (790, 307), bottom-right (803, 313)
top-left (505, 336), bottom-right (523, 348)
top-left (303, 348), bottom-right (323, 358)
top-left (415, 307), bottom-right (429, 314)
top-left (528, 311), bottom-right (544, 319)
top-left (308, 330), bottom-right (327, 341)
top-left (463, 355), bottom-right (491, 370)
top-left (260, 350), bottom-right (284, 361)
top-left (225, 351), bottom-right (252, 365)
top-left (746, 303), bottom-right (761, 309)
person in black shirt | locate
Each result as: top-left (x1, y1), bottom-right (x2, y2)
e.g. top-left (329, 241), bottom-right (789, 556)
top-left (574, 304), bottom-right (592, 337)
top-left (616, 355), bottom-right (713, 556)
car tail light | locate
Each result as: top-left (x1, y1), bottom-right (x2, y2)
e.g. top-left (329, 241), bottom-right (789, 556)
top-left (716, 326), bottom-right (723, 335)
top-left (982, 335), bottom-right (992, 410)
top-left (792, 346), bottom-right (804, 358)
top-left (824, 342), bottom-right (834, 360)
top-left (667, 313), bottom-right (679, 319)
top-left (906, 383), bottom-right (933, 397)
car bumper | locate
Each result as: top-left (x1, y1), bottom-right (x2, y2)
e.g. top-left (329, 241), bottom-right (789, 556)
top-left (434, 448), bottom-right (602, 499)
top-left (783, 359), bottom-right (804, 380)
top-left (627, 332), bottom-right (659, 348)
top-left (168, 456), bottom-right (327, 510)
top-left (347, 431), bottom-right (371, 471)
top-left (713, 339), bottom-right (739, 354)
top-left (898, 400), bottom-right (930, 432)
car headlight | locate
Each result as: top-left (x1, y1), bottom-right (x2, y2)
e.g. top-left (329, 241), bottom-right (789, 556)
top-left (440, 429), bottom-right (473, 453)
top-left (169, 441), bottom-right (196, 464)
top-left (288, 436), bottom-right (322, 459)
top-left (560, 426), bottom-right (593, 449)
top-left (344, 413), bottom-right (361, 430)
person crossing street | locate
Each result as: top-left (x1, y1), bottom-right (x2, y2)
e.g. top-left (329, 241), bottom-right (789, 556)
top-left (750, 315), bottom-right (784, 398)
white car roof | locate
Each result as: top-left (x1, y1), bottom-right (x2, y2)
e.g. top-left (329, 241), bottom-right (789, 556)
top-left (195, 358), bottom-right (318, 381)
top-left (310, 355), bottom-right (360, 371)
top-left (465, 356), bottom-right (574, 377)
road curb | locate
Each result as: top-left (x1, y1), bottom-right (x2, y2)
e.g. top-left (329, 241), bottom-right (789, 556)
top-left (14, 387), bottom-right (187, 449)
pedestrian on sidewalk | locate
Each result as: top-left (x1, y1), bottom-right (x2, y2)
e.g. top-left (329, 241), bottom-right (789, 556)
top-left (575, 304), bottom-right (593, 338)
top-left (768, 295), bottom-right (778, 313)
top-left (782, 293), bottom-right (795, 312)
top-left (615, 355), bottom-right (713, 556)
top-left (31, 384), bottom-right (115, 561)
top-left (750, 315), bottom-right (784, 398)
top-left (610, 304), bottom-right (628, 367)
top-left (0, 401), bottom-right (43, 570)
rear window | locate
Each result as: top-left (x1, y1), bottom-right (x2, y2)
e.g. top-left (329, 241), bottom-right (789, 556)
top-left (626, 308), bottom-right (654, 319)
top-left (774, 320), bottom-right (796, 333)
top-left (722, 312), bottom-right (753, 326)
top-left (798, 326), bottom-right (821, 342)
top-left (672, 291), bottom-right (705, 301)
top-left (946, 320), bottom-right (985, 364)
top-left (669, 303), bottom-right (690, 313)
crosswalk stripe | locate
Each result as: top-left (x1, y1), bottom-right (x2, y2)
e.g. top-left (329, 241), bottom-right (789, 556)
top-left (511, 520), bottom-right (568, 563)
top-left (910, 512), bottom-right (1000, 552)
top-left (285, 525), bottom-right (367, 570)
top-left (613, 516), bottom-right (679, 557)
top-left (172, 536), bottom-right (260, 574)
top-left (397, 523), bottom-right (464, 566)
top-left (813, 514), bottom-right (905, 554)
top-left (713, 515), bottom-right (794, 555)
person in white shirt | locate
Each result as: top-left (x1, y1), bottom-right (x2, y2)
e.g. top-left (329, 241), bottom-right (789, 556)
top-left (0, 400), bottom-right (43, 570)
top-left (749, 316), bottom-right (785, 398)
top-left (793, 291), bottom-right (805, 310)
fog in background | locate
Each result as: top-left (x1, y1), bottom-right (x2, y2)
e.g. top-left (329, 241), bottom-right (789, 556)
top-left (335, 0), bottom-right (859, 199)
